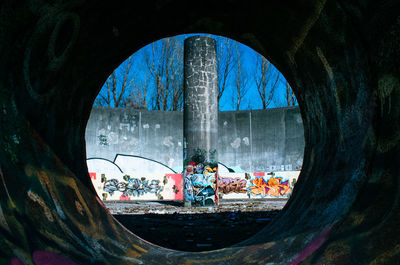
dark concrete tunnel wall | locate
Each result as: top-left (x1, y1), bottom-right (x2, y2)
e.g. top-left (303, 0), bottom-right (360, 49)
top-left (85, 106), bottom-right (305, 173)
top-left (0, 1), bottom-right (399, 264)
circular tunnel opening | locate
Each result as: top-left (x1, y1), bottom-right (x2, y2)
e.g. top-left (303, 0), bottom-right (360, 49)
top-left (85, 34), bottom-right (304, 252)
top-left (2, 1), bottom-right (398, 263)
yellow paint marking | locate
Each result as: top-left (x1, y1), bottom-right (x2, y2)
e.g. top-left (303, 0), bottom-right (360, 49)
top-left (324, 242), bottom-right (350, 262)
top-left (28, 191), bottom-right (54, 222)
top-left (0, 166), bottom-right (16, 208)
top-left (42, 230), bottom-right (70, 250)
top-left (58, 176), bottom-right (94, 220)
top-left (369, 244), bottom-right (400, 265)
top-left (24, 165), bottom-right (35, 177)
top-left (126, 249), bottom-right (142, 259)
top-left (8, 200), bottom-right (16, 209)
top-left (351, 213), bottom-right (365, 226)
top-left (286, 0), bottom-right (327, 64)
top-left (262, 242), bottom-right (276, 249)
top-left (133, 244), bottom-right (148, 253)
top-left (316, 46), bottom-right (343, 117)
top-left (0, 205), bottom-right (11, 232)
top-left (316, 46), bottom-right (333, 80)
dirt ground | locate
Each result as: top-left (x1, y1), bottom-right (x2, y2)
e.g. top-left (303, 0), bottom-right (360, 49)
top-left (104, 199), bottom-right (287, 214)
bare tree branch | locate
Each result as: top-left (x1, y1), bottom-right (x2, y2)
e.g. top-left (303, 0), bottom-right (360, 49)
top-left (95, 34), bottom-right (293, 112)
top-left (285, 81), bottom-right (297, 106)
top-left (125, 67), bottom-right (149, 110)
top-left (254, 54), bottom-right (279, 109)
top-left (144, 37), bottom-right (183, 111)
top-left (233, 43), bottom-right (249, 110)
top-left (114, 56), bottom-right (132, 107)
top-left (216, 36), bottom-right (235, 108)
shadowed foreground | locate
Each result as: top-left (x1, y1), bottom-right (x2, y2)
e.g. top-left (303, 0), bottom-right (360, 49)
top-left (114, 211), bottom-right (280, 252)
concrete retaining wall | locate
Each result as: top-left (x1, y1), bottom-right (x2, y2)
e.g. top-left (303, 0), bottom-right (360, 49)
top-left (85, 106), bottom-right (305, 173)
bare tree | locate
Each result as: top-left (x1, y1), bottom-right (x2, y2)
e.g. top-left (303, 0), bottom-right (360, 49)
top-left (254, 54), bottom-right (279, 109)
top-left (95, 56), bottom-right (134, 108)
top-left (285, 81), bottom-right (297, 106)
top-left (272, 80), bottom-right (298, 107)
top-left (95, 34), bottom-right (294, 111)
top-left (215, 36), bottom-right (236, 108)
top-left (170, 70), bottom-right (184, 111)
top-left (232, 44), bottom-right (249, 110)
top-left (95, 72), bottom-right (113, 107)
top-left (145, 37), bottom-right (184, 111)
top-left (125, 71), bottom-right (149, 109)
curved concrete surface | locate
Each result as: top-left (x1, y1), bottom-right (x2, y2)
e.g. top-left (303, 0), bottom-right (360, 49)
top-left (0, 1), bottom-right (399, 264)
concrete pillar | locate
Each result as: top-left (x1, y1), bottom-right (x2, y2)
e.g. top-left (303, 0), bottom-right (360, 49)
top-left (183, 36), bottom-right (218, 207)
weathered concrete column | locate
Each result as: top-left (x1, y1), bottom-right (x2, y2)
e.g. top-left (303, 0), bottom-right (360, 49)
top-left (183, 36), bottom-right (218, 207)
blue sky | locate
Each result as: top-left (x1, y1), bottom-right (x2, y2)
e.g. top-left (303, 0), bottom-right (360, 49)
top-left (95, 33), bottom-right (295, 111)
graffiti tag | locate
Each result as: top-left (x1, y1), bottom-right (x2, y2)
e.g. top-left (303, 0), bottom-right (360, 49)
top-left (103, 176), bottom-right (163, 199)
top-left (248, 176), bottom-right (292, 198)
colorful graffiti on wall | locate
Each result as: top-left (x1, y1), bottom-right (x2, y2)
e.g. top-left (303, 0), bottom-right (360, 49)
top-left (87, 156), bottom-right (183, 200)
top-left (184, 162), bottom-right (218, 206)
top-left (88, 158), bottom-right (299, 201)
top-left (216, 172), bottom-right (298, 199)
top-left (247, 174), bottom-right (293, 198)
top-left (91, 172), bottom-right (183, 201)
top-left (103, 175), bottom-right (164, 200)
top-left (87, 154), bottom-right (299, 201)
top-left (183, 148), bottom-right (219, 206)
top-left (218, 175), bottom-right (247, 194)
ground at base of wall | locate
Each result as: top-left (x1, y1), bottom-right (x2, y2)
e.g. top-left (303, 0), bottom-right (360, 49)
top-left (104, 198), bottom-right (287, 215)
top-left (114, 210), bottom-right (280, 252)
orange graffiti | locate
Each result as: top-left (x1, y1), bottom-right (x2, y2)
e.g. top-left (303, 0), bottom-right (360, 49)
top-left (248, 176), bottom-right (292, 197)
